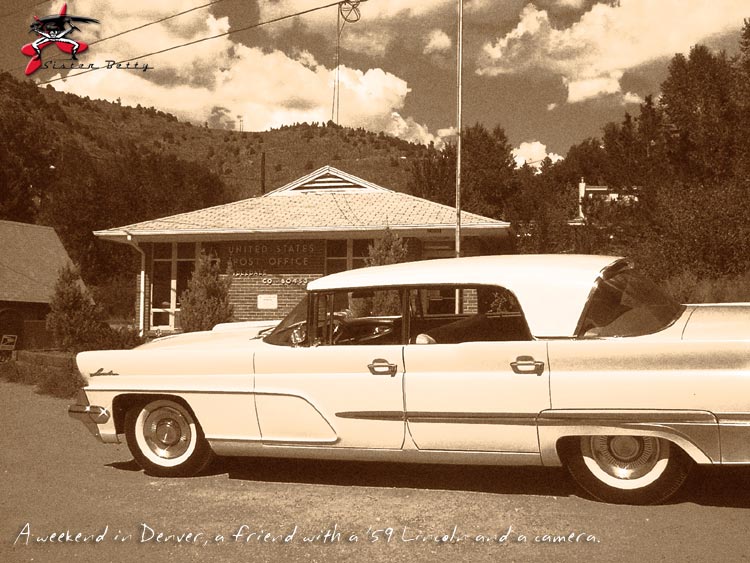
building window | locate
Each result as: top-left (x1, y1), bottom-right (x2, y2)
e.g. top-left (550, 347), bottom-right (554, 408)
top-left (422, 239), bottom-right (454, 259)
top-left (325, 239), bottom-right (373, 274)
top-left (150, 242), bottom-right (197, 330)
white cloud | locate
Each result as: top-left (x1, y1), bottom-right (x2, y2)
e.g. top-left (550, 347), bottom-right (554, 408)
top-left (478, 0), bottom-right (749, 103)
top-left (437, 126), bottom-right (458, 138)
top-left (424, 30), bottom-right (452, 55)
top-left (622, 91), bottom-right (644, 105)
top-left (565, 72), bottom-right (623, 103)
top-left (554, 0), bottom-right (588, 8)
top-left (46, 1), bottom-right (436, 143)
top-left (513, 141), bottom-right (563, 168)
top-left (255, 0), bottom-right (455, 56)
top-left (257, 0), bottom-right (452, 30)
top-left (340, 30), bottom-right (391, 57)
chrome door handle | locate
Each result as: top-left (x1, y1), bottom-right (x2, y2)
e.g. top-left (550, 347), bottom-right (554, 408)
top-left (368, 358), bottom-right (397, 377)
top-left (510, 355), bottom-right (545, 376)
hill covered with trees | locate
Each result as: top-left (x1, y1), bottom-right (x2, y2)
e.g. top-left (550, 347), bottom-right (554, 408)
top-left (4, 17), bottom-right (750, 315)
top-left (0, 71), bottom-right (426, 310)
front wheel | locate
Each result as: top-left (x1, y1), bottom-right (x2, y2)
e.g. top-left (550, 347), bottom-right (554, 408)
top-left (562, 435), bottom-right (692, 505)
top-left (125, 399), bottom-right (214, 477)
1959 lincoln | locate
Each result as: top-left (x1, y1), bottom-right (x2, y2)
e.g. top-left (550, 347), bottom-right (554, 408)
top-left (69, 254), bottom-right (750, 504)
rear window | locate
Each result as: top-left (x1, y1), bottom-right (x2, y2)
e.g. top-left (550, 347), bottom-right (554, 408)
top-left (578, 268), bottom-right (684, 338)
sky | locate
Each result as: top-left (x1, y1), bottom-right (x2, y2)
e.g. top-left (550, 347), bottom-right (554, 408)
top-left (2, 0), bottom-right (748, 166)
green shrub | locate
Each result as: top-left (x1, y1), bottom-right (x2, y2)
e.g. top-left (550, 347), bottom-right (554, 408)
top-left (179, 252), bottom-right (233, 332)
top-left (0, 360), bottom-right (20, 382)
top-left (0, 354), bottom-right (84, 399)
top-left (662, 270), bottom-right (750, 304)
top-left (89, 274), bottom-right (137, 321)
top-left (366, 228), bottom-right (409, 267)
top-left (37, 367), bottom-right (85, 398)
top-left (46, 265), bottom-right (144, 352)
top-left (366, 229), bottom-right (409, 314)
top-left (46, 264), bottom-right (110, 352)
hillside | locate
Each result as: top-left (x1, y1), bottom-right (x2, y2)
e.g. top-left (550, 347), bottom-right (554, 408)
top-left (0, 71), bottom-right (431, 290)
top-left (26, 76), bottom-right (426, 200)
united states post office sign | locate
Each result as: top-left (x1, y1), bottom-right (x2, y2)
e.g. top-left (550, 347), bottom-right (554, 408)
top-left (207, 241), bottom-right (323, 274)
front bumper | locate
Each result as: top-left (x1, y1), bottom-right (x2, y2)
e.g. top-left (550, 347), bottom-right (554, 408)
top-left (68, 390), bottom-right (110, 441)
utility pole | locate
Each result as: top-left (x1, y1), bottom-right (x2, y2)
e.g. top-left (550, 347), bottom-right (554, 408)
top-left (455, 0), bottom-right (463, 259)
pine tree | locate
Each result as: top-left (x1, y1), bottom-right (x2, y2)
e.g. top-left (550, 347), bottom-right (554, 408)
top-left (365, 229), bottom-right (408, 315)
top-left (178, 252), bottom-right (233, 332)
top-left (46, 264), bottom-right (106, 352)
top-left (365, 228), bottom-right (409, 267)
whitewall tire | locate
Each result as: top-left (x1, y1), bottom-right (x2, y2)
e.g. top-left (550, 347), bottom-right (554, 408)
top-left (125, 399), bottom-right (214, 477)
top-left (563, 436), bottom-right (692, 504)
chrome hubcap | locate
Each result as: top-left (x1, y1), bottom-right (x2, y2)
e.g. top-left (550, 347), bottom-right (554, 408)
top-left (143, 407), bottom-right (191, 459)
top-left (588, 436), bottom-right (661, 480)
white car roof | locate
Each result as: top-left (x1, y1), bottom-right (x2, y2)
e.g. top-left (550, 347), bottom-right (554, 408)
top-left (307, 254), bottom-right (624, 337)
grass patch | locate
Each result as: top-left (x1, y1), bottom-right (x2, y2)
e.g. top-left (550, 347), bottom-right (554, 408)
top-left (0, 354), bottom-right (84, 399)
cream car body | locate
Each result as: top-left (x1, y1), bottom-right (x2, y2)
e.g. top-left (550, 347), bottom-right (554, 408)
top-left (69, 255), bottom-right (750, 504)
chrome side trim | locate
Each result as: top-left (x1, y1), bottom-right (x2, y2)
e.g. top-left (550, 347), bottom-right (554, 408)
top-left (336, 411), bottom-right (404, 421)
top-left (82, 388), bottom-right (255, 395)
top-left (207, 439), bottom-right (543, 466)
top-left (539, 410), bottom-right (716, 424)
top-left (716, 413), bottom-right (750, 424)
top-left (407, 413), bottom-right (538, 425)
top-left (336, 411), bottom-right (538, 425)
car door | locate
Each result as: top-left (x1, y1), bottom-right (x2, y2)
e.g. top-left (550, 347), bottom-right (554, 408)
top-left (253, 289), bottom-right (406, 449)
top-left (403, 285), bottom-right (550, 453)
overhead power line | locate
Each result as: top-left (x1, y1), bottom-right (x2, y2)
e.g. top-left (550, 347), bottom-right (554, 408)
top-left (38, 1), bottom-right (346, 86)
top-left (89, 0), bottom-right (231, 48)
top-left (331, 1), bottom-right (366, 124)
top-left (6, 0), bottom-right (231, 74)
top-left (0, 0), bottom-right (54, 21)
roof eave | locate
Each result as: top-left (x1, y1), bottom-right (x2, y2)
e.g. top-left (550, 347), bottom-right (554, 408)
top-left (94, 223), bottom-right (510, 243)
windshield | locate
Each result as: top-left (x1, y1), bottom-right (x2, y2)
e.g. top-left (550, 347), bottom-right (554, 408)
top-left (578, 267), bottom-right (684, 338)
top-left (263, 296), bottom-right (308, 346)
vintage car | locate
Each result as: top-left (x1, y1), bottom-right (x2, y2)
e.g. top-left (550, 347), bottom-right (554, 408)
top-left (69, 254), bottom-right (750, 504)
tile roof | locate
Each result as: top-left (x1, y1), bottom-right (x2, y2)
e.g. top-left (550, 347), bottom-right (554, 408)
top-left (0, 220), bottom-right (75, 304)
top-left (96, 166), bottom-right (509, 239)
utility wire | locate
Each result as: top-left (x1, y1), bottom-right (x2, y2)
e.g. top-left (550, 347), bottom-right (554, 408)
top-left (330, 1), bottom-right (365, 124)
top-left (7, 0), bottom-right (230, 74)
top-left (89, 0), bottom-right (231, 48)
top-left (0, 0), bottom-right (53, 21)
top-left (38, 1), bottom-right (344, 86)
top-left (331, 6), bottom-right (342, 123)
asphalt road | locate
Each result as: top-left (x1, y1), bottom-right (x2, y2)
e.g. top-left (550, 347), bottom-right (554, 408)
top-left (2, 379), bottom-right (750, 563)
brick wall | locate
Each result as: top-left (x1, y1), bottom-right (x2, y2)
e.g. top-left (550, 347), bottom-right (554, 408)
top-left (225, 240), bottom-right (327, 321)
top-left (228, 273), bottom-right (325, 321)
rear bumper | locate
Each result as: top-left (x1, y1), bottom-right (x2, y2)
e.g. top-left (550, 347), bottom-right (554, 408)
top-left (68, 390), bottom-right (110, 442)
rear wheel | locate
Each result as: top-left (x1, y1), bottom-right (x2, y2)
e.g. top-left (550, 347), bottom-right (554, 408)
top-left (562, 435), bottom-right (692, 504)
top-left (125, 399), bottom-right (214, 477)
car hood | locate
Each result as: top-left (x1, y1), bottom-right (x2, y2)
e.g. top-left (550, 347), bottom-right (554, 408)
top-left (136, 328), bottom-right (266, 351)
top-left (682, 303), bottom-right (750, 340)
top-left (76, 328), bottom-right (270, 383)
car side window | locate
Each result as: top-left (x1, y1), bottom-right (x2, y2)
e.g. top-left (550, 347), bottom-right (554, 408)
top-left (408, 285), bottom-right (531, 344)
top-left (313, 289), bottom-right (404, 346)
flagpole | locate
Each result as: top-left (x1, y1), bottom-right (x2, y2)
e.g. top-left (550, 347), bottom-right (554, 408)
top-left (455, 0), bottom-right (463, 259)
